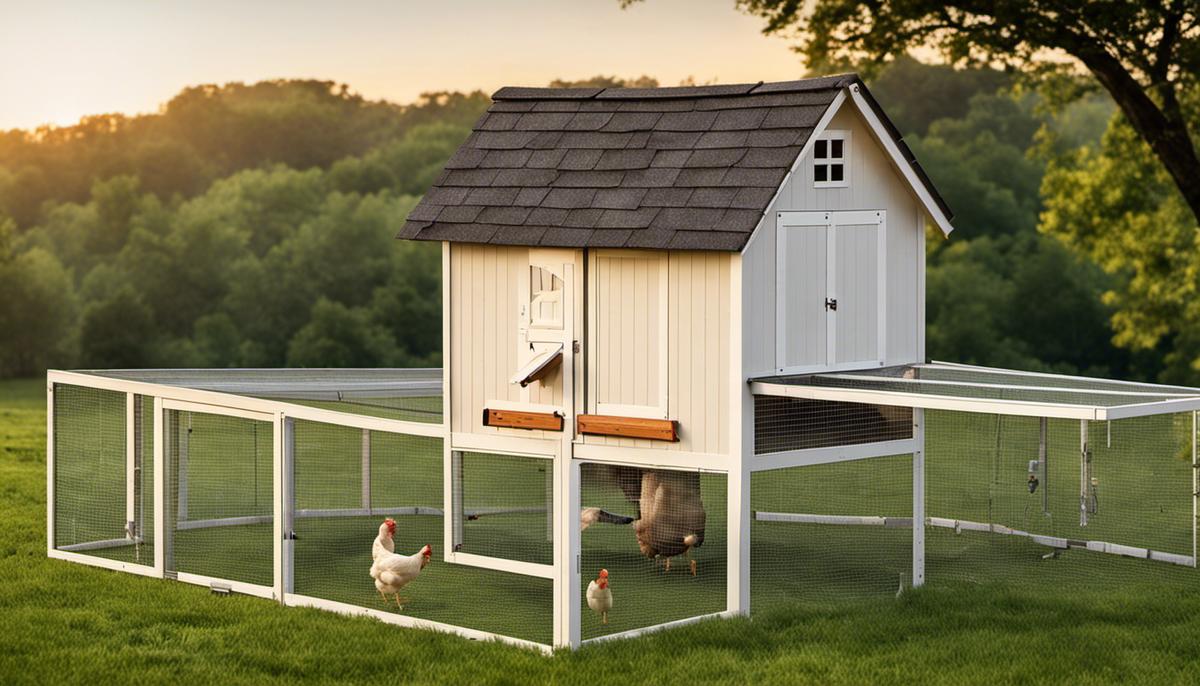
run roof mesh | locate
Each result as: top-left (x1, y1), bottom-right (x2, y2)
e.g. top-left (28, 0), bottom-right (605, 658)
top-left (75, 368), bottom-right (443, 423)
top-left (751, 363), bottom-right (1200, 420)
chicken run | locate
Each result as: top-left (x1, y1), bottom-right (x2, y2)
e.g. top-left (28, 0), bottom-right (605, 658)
top-left (46, 366), bottom-right (1200, 651)
top-left (45, 77), bottom-right (1200, 652)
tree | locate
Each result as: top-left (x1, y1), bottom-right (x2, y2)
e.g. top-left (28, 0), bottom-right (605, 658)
top-left (0, 220), bottom-right (77, 376)
top-left (286, 298), bottom-right (399, 368)
top-left (78, 286), bottom-right (155, 368)
top-left (1042, 104), bottom-right (1200, 383)
top-left (626, 1), bottom-right (1200, 227)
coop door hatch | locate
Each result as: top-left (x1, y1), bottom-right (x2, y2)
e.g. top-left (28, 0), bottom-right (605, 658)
top-left (510, 343), bottom-right (563, 387)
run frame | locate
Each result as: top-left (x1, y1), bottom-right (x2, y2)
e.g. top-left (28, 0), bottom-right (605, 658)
top-left (45, 370), bottom-right (552, 654)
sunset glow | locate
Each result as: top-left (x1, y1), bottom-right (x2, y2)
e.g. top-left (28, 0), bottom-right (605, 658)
top-left (0, 0), bottom-right (805, 130)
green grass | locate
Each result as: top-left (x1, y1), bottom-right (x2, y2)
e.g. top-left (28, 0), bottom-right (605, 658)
top-left (4, 376), bottom-right (1200, 684)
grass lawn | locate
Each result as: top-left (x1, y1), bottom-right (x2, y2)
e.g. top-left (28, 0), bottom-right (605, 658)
top-left (4, 376), bottom-right (1200, 684)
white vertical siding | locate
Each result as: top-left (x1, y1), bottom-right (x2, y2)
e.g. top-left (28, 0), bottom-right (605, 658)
top-left (592, 252), bottom-right (666, 416)
top-left (584, 250), bottom-right (731, 455)
top-left (449, 243), bottom-right (566, 442)
top-left (743, 102), bottom-right (924, 376)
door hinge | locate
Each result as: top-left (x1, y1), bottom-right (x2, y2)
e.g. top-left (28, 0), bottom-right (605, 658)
top-left (572, 340), bottom-right (580, 354)
top-left (825, 297), bottom-right (838, 312)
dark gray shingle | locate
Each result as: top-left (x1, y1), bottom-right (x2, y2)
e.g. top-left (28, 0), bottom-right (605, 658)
top-left (399, 74), bottom-right (951, 250)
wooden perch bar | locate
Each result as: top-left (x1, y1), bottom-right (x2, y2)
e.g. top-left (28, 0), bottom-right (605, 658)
top-left (482, 408), bottom-right (564, 431)
top-left (576, 414), bottom-right (679, 442)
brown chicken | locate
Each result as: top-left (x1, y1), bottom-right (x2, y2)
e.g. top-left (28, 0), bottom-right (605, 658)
top-left (593, 465), bottom-right (706, 575)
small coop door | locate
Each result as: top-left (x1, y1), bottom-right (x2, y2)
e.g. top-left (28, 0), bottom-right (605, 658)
top-left (776, 210), bottom-right (885, 373)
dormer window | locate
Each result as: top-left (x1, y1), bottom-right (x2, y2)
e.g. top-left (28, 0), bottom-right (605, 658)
top-left (813, 131), bottom-right (849, 188)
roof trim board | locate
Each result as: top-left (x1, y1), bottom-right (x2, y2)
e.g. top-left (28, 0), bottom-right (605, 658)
top-left (847, 84), bottom-right (954, 236)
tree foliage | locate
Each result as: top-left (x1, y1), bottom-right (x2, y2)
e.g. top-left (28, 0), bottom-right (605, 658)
top-left (1041, 93), bottom-right (1200, 383)
top-left (626, 1), bottom-right (1200, 228)
top-left (0, 80), bottom-right (489, 228)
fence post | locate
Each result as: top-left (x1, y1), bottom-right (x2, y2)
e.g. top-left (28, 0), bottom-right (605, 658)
top-left (46, 380), bottom-right (55, 555)
top-left (153, 398), bottom-right (166, 576)
top-left (274, 412), bottom-right (293, 603)
top-left (912, 408), bottom-right (925, 588)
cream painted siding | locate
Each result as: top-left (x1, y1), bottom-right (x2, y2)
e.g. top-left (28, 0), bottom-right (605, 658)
top-left (449, 243), bottom-right (569, 441)
top-left (591, 252), bottom-right (667, 417)
top-left (743, 103), bottom-right (924, 376)
top-left (585, 250), bottom-right (731, 455)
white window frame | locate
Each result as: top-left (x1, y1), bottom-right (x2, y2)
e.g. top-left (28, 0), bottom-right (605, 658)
top-left (813, 130), bottom-right (850, 189)
top-left (775, 210), bottom-right (886, 375)
top-left (587, 249), bottom-right (669, 420)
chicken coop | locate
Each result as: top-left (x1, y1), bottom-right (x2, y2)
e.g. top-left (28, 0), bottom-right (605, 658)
top-left (49, 75), bottom-right (1200, 652)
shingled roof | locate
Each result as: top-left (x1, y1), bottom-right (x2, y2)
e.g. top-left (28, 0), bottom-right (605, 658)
top-left (398, 74), bottom-right (950, 251)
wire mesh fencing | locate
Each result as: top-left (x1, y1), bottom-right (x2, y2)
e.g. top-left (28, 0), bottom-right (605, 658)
top-left (52, 384), bottom-right (153, 565)
top-left (290, 427), bottom-right (553, 645)
top-left (754, 396), bottom-right (912, 454)
top-left (750, 454), bottom-right (913, 611)
top-left (453, 451), bottom-right (554, 566)
top-left (164, 408), bottom-right (274, 588)
top-left (923, 410), bottom-right (1198, 592)
top-left (579, 463), bottom-right (727, 641)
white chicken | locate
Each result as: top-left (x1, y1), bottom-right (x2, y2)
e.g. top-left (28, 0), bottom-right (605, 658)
top-left (372, 519), bottom-right (396, 561)
top-left (369, 518), bottom-right (431, 610)
top-left (586, 569), bottom-right (612, 624)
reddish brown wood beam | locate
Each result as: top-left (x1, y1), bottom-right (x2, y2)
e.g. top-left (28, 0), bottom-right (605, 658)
top-left (576, 414), bottom-right (678, 442)
top-left (482, 408), bottom-right (563, 431)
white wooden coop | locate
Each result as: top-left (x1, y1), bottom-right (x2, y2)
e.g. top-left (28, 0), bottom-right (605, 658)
top-left (49, 75), bottom-right (1200, 652)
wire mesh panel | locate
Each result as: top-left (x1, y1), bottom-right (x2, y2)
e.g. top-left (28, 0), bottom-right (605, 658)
top-left (164, 409), bottom-right (273, 587)
top-left (290, 424), bottom-right (552, 645)
top-left (750, 454), bottom-right (913, 611)
top-left (454, 452), bottom-right (553, 566)
top-left (754, 396), bottom-right (912, 454)
top-left (924, 410), bottom-right (1198, 591)
top-left (52, 385), bottom-right (153, 565)
top-left (257, 395), bottom-right (444, 423)
top-left (579, 464), bottom-right (726, 640)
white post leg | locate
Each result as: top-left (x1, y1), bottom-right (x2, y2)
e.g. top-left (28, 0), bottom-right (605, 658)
top-left (912, 408), bottom-right (925, 588)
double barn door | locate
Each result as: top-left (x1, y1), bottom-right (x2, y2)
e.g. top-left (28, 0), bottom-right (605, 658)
top-left (776, 210), bottom-right (886, 374)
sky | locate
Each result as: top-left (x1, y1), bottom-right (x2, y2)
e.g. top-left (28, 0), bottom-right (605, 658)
top-left (0, 0), bottom-right (809, 131)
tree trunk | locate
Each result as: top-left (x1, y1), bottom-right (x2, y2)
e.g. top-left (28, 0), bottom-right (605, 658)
top-left (1079, 49), bottom-right (1200, 225)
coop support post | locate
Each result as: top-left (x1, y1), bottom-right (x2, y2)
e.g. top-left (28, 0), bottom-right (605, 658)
top-left (361, 429), bottom-right (371, 511)
top-left (1192, 410), bottom-right (1197, 567)
top-left (153, 397), bottom-right (166, 576)
top-left (553, 253), bottom-right (580, 650)
top-left (555, 452), bottom-right (580, 649)
top-left (728, 252), bottom-right (751, 615)
top-left (912, 408), bottom-right (925, 588)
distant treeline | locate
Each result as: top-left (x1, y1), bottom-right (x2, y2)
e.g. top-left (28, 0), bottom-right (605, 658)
top-left (0, 65), bottom-right (1193, 384)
